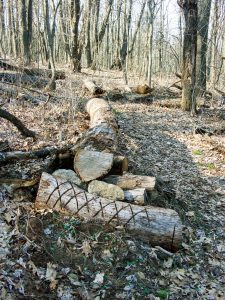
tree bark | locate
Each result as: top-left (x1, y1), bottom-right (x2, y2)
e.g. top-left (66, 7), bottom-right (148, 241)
top-left (73, 97), bottom-right (118, 152)
top-left (196, 0), bottom-right (211, 95)
top-left (178, 0), bottom-right (198, 113)
top-left (36, 172), bottom-right (183, 250)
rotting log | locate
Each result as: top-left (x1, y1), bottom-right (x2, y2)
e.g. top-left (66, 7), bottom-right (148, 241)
top-left (73, 98), bottom-right (118, 152)
top-left (83, 79), bottom-right (104, 95)
top-left (0, 108), bottom-right (36, 137)
top-left (74, 149), bottom-right (114, 182)
top-left (103, 174), bottom-right (156, 192)
top-left (0, 59), bottom-right (65, 79)
top-left (124, 188), bottom-right (147, 205)
top-left (36, 172), bottom-right (183, 250)
top-left (0, 145), bottom-right (73, 163)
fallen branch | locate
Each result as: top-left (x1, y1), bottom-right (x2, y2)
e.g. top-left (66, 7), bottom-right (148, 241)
top-left (36, 172), bottom-right (183, 250)
top-left (0, 145), bottom-right (73, 163)
top-left (0, 108), bottom-right (36, 137)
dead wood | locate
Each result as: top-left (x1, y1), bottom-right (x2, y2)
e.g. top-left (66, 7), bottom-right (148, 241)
top-left (74, 149), bottom-right (114, 182)
top-left (0, 108), bottom-right (36, 137)
top-left (36, 172), bottom-right (183, 250)
top-left (124, 188), bottom-right (147, 205)
top-left (0, 145), bottom-right (73, 163)
top-left (103, 174), bottom-right (156, 192)
top-left (0, 59), bottom-right (65, 79)
top-left (83, 79), bottom-right (104, 95)
top-left (73, 98), bottom-right (118, 152)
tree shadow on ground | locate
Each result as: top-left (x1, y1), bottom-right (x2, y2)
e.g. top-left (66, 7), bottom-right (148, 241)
top-left (115, 107), bottom-right (224, 231)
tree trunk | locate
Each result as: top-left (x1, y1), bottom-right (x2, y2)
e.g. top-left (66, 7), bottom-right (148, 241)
top-left (36, 172), bottom-right (183, 250)
top-left (196, 0), bottom-right (211, 95)
top-left (178, 0), bottom-right (198, 113)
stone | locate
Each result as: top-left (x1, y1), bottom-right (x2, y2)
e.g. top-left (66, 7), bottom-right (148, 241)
top-left (88, 180), bottom-right (124, 201)
top-left (52, 169), bottom-right (83, 187)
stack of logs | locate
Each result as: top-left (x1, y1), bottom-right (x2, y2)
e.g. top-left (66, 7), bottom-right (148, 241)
top-left (36, 82), bottom-right (183, 251)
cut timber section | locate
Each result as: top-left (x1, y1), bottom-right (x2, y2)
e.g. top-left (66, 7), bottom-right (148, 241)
top-left (74, 149), bottom-right (114, 182)
top-left (74, 98), bottom-right (118, 152)
top-left (83, 79), bottom-right (104, 95)
top-left (36, 172), bottom-right (183, 250)
top-left (103, 174), bottom-right (156, 192)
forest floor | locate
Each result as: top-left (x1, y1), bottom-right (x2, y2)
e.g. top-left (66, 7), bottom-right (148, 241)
top-left (0, 69), bottom-right (225, 300)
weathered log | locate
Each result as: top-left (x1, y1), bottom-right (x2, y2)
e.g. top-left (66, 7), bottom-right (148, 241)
top-left (132, 84), bottom-right (153, 95)
top-left (36, 172), bottom-right (183, 250)
top-left (74, 149), bottom-right (114, 182)
top-left (103, 174), bottom-right (156, 192)
top-left (124, 188), bottom-right (147, 205)
top-left (0, 145), bottom-right (73, 163)
top-left (73, 98), bottom-right (118, 152)
top-left (83, 79), bottom-right (104, 95)
top-left (0, 108), bottom-right (36, 137)
top-left (0, 60), bottom-right (65, 79)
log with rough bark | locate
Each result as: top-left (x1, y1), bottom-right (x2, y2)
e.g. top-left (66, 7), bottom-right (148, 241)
top-left (74, 149), bottom-right (114, 182)
top-left (73, 98), bottom-right (118, 152)
top-left (103, 174), bottom-right (156, 192)
top-left (0, 108), bottom-right (36, 137)
top-left (36, 172), bottom-right (183, 250)
top-left (124, 188), bottom-right (147, 205)
top-left (83, 79), bottom-right (104, 95)
top-left (0, 59), bottom-right (65, 79)
top-left (0, 145), bottom-right (73, 163)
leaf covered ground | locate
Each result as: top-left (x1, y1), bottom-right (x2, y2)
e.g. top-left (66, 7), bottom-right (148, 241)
top-left (0, 70), bottom-right (225, 299)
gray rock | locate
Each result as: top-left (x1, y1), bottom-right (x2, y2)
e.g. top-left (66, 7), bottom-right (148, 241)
top-left (88, 180), bottom-right (124, 201)
top-left (52, 169), bottom-right (83, 187)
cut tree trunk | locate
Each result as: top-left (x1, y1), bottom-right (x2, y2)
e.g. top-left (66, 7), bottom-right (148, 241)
top-left (36, 172), bottom-right (183, 250)
top-left (103, 174), bottom-right (156, 192)
top-left (83, 79), bottom-right (104, 95)
top-left (124, 188), bottom-right (147, 205)
top-left (0, 108), bottom-right (36, 137)
top-left (74, 149), bottom-right (114, 182)
top-left (73, 98), bottom-right (118, 152)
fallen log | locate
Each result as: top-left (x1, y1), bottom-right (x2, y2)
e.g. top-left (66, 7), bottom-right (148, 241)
top-left (0, 60), bottom-right (65, 79)
top-left (0, 108), bottom-right (36, 137)
top-left (132, 84), bottom-right (153, 95)
top-left (83, 79), bottom-right (104, 95)
top-left (36, 172), bottom-right (183, 250)
top-left (124, 188), bottom-right (147, 205)
top-left (74, 149), bottom-right (114, 182)
top-left (0, 145), bottom-right (73, 163)
top-left (103, 174), bottom-right (156, 192)
top-left (73, 98), bottom-right (118, 152)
